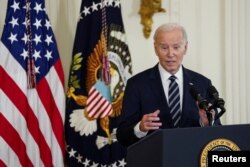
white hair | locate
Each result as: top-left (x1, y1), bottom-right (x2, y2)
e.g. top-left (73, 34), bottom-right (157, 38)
top-left (153, 23), bottom-right (188, 42)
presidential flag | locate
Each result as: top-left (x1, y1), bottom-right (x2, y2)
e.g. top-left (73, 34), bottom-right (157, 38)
top-left (0, 0), bottom-right (65, 166)
top-left (65, 0), bottom-right (132, 166)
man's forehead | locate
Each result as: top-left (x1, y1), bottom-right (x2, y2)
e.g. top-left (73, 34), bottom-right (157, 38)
top-left (156, 40), bottom-right (187, 46)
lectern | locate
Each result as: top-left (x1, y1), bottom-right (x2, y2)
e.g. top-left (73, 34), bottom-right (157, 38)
top-left (127, 124), bottom-right (250, 167)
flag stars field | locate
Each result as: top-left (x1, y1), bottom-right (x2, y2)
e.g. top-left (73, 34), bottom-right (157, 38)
top-left (9, 17), bottom-right (19, 28)
top-left (34, 2), bottom-right (43, 14)
top-left (33, 18), bottom-right (42, 29)
top-left (80, 0), bottom-right (120, 20)
top-left (3, 0), bottom-right (59, 80)
top-left (11, 1), bottom-right (20, 12)
top-left (8, 33), bottom-right (17, 43)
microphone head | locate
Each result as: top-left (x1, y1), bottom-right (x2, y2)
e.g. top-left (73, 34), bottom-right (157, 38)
top-left (208, 85), bottom-right (219, 98)
top-left (190, 85), bottom-right (199, 100)
top-left (189, 84), bottom-right (209, 110)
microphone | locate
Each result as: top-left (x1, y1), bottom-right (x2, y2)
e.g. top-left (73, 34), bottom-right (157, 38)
top-left (189, 83), bottom-right (214, 126)
top-left (189, 83), bottom-right (209, 111)
top-left (207, 85), bottom-right (226, 120)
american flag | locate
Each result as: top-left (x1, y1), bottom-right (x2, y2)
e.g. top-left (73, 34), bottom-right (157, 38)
top-left (0, 0), bottom-right (65, 167)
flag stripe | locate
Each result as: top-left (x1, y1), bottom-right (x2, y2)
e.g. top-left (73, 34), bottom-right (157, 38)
top-left (53, 59), bottom-right (65, 88)
top-left (37, 75), bottom-right (65, 155)
top-left (93, 100), bottom-right (112, 118)
top-left (87, 88), bottom-right (100, 107)
top-left (87, 92), bottom-right (103, 115)
top-left (0, 158), bottom-right (7, 167)
top-left (49, 61), bottom-right (65, 120)
top-left (0, 40), bottom-right (65, 167)
top-left (87, 87), bottom-right (112, 118)
top-left (0, 67), bottom-right (53, 167)
top-left (91, 99), bottom-right (108, 118)
top-left (26, 86), bottom-right (64, 167)
top-left (0, 113), bottom-right (33, 167)
top-left (0, 90), bottom-right (43, 167)
top-left (0, 136), bottom-right (21, 167)
top-left (100, 104), bottom-right (112, 118)
top-left (89, 96), bottom-right (105, 116)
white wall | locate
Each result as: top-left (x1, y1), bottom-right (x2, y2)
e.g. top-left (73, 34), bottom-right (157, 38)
top-left (0, 0), bottom-right (249, 125)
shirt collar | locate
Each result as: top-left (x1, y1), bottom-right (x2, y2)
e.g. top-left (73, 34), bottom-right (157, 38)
top-left (158, 63), bottom-right (183, 82)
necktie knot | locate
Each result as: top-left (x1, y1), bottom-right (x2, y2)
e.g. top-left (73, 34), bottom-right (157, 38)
top-left (169, 75), bottom-right (176, 82)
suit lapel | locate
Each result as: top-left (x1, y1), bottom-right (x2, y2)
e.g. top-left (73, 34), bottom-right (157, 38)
top-left (180, 67), bottom-right (193, 126)
top-left (149, 64), bottom-right (174, 128)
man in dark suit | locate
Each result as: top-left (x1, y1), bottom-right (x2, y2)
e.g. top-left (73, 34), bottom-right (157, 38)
top-left (117, 23), bottom-right (221, 147)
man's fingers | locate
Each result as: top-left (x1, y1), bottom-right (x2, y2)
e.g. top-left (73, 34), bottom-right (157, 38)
top-left (144, 121), bottom-right (162, 130)
top-left (153, 109), bottom-right (160, 115)
top-left (140, 110), bottom-right (162, 131)
top-left (147, 116), bottom-right (160, 122)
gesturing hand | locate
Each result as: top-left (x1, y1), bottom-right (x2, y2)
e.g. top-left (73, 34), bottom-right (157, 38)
top-left (139, 109), bottom-right (162, 132)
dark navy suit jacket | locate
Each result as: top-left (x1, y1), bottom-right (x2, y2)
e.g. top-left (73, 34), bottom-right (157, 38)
top-left (117, 64), bottom-right (221, 146)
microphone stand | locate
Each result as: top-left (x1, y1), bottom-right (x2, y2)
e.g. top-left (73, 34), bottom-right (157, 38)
top-left (206, 111), bottom-right (213, 127)
top-left (198, 100), bottom-right (213, 127)
top-left (202, 105), bottom-right (212, 126)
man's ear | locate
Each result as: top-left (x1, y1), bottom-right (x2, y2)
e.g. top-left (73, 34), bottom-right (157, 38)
top-left (184, 41), bottom-right (188, 53)
top-left (154, 42), bottom-right (157, 48)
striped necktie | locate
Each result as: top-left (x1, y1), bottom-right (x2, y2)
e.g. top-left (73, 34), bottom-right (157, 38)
top-left (168, 75), bottom-right (181, 127)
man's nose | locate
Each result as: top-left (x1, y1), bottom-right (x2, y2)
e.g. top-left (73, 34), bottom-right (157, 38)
top-left (168, 47), bottom-right (175, 57)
